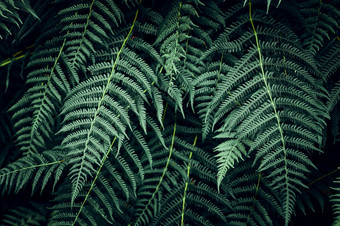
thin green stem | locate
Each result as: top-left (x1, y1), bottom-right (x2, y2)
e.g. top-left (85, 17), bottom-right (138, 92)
top-left (72, 137), bottom-right (117, 226)
top-left (217, 53), bottom-right (223, 83)
top-left (133, 122), bottom-right (177, 226)
top-left (308, 167), bottom-right (340, 187)
top-left (249, 2), bottom-right (289, 223)
top-left (0, 159), bottom-right (64, 178)
top-left (181, 135), bottom-right (197, 226)
top-left (71, 0), bottom-right (142, 205)
top-left (246, 172), bottom-right (262, 225)
top-left (71, 0), bottom-right (95, 68)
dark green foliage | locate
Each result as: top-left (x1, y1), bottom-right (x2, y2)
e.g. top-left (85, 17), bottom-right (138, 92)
top-left (0, 0), bottom-right (38, 39)
top-left (0, 201), bottom-right (48, 225)
top-left (0, 0), bottom-right (340, 225)
top-left (331, 175), bottom-right (340, 225)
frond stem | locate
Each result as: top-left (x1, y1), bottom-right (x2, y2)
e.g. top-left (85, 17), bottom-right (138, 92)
top-left (71, 0), bottom-right (95, 69)
top-left (72, 137), bottom-right (117, 226)
top-left (133, 122), bottom-right (176, 225)
top-left (0, 159), bottom-right (64, 178)
top-left (181, 135), bottom-right (197, 226)
top-left (249, 2), bottom-right (289, 223)
top-left (70, 0), bottom-right (142, 206)
top-left (246, 172), bottom-right (262, 225)
top-left (308, 167), bottom-right (340, 187)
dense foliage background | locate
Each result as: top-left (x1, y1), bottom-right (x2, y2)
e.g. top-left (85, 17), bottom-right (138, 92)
top-left (0, 0), bottom-right (339, 225)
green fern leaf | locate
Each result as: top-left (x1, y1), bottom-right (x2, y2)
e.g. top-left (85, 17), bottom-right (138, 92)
top-left (204, 4), bottom-right (328, 224)
top-left (330, 174), bottom-right (340, 225)
top-left (0, 151), bottom-right (65, 195)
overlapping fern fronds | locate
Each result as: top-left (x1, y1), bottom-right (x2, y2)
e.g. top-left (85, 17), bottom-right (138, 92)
top-left (0, 0), bottom-right (37, 39)
top-left (202, 2), bottom-right (330, 225)
top-left (0, 0), bottom-right (339, 225)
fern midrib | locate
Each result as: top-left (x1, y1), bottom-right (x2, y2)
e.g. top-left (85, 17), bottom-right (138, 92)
top-left (72, 137), bottom-right (117, 226)
top-left (71, 0), bottom-right (141, 206)
top-left (133, 122), bottom-right (176, 226)
top-left (181, 135), bottom-right (197, 226)
top-left (0, 159), bottom-right (64, 178)
top-left (249, 2), bottom-right (290, 223)
top-left (71, 0), bottom-right (95, 68)
top-left (29, 36), bottom-right (68, 154)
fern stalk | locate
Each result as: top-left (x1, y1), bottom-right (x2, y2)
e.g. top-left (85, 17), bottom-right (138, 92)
top-left (249, 2), bottom-right (290, 225)
top-left (0, 159), bottom-right (64, 178)
top-left (70, 0), bottom-right (143, 206)
top-left (72, 137), bottom-right (117, 226)
top-left (133, 122), bottom-right (177, 226)
top-left (28, 35), bottom-right (67, 155)
top-left (71, 0), bottom-right (95, 69)
top-left (246, 172), bottom-right (262, 225)
top-left (181, 135), bottom-right (197, 226)
top-left (308, 167), bottom-right (340, 187)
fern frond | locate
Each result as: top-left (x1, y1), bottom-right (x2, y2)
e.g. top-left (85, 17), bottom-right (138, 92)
top-left (58, 3), bottom-right (156, 206)
top-left (50, 177), bottom-right (120, 226)
top-left (203, 3), bottom-right (328, 224)
top-left (318, 41), bottom-right (340, 113)
top-left (224, 161), bottom-right (282, 226)
top-left (8, 0), bottom-right (128, 157)
top-left (193, 58), bottom-right (233, 140)
top-left (330, 174), bottom-right (340, 225)
top-left (154, 0), bottom-right (215, 114)
top-left (54, 0), bottom-right (124, 76)
top-left (300, 0), bottom-right (340, 56)
top-left (0, 151), bottom-right (65, 195)
top-left (0, 0), bottom-right (38, 39)
top-left (139, 112), bottom-right (230, 226)
top-left (9, 43), bottom-right (71, 154)
top-left (132, 122), bottom-right (177, 226)
top-left (214, 131), bottom-right (249, 190)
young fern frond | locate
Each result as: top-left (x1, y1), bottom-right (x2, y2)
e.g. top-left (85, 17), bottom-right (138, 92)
top-left (154, 0), bottom-right (216, 115)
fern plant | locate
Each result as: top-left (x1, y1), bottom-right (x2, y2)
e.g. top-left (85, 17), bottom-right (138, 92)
top-left (0, 0), bottom-right (339, 225)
